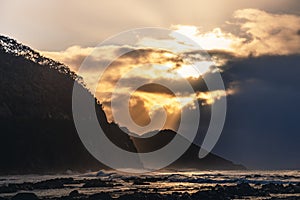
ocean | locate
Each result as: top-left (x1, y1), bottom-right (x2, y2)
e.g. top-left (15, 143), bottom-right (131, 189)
top-left (1, 170), bottom-right (300, 199)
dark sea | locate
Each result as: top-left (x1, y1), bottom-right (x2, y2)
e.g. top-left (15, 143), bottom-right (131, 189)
top-left (1, 170), bottom-right (300, 199)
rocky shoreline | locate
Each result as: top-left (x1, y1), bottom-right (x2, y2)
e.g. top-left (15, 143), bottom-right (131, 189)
top-left (0, 177), bottom-right (300, 200)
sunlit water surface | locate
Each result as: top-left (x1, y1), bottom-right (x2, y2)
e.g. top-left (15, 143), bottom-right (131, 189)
top-left (1, 170), bottom-right (300, 199)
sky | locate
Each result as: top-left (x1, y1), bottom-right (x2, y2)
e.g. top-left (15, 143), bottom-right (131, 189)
top-left (1, 0), bottom-right (299, 51)
top-left (1, 0), bottom-right (300, 169)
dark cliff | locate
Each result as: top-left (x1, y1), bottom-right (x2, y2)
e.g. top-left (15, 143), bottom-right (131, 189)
top-left (0, 35), bottom-right (244, 174)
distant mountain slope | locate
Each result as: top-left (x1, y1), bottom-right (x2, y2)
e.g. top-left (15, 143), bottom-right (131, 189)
top-left (131, 130), bottom-right (245, 170)
top-left (0, 35), bottom-right (244, 174)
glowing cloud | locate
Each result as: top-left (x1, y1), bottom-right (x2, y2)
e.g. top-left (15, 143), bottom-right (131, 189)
top-left (231, 8), bottom-right (300, 56)
top-left (171, 25), bottom-right (242, 51)
top-left (171, 9), bottom-right (300, 57)
top-left (37, 8), bottom-right (300, 133)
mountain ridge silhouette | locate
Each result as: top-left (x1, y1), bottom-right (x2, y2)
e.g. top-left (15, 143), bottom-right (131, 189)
top-left (0, 35), bottom-right (244, 174)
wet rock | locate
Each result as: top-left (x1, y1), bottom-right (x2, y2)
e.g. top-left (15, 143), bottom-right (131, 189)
top-left (69, 190), bottom-right (80, 197)
top-left (11, 192), bottom-right (38, 200)
top-left (88, 192), bottom-right (112, 200)
top-left (34, 178), bottom-right (75, 189)
top-left (174, 192), bottom-right (197, 200)
top-left (0, 179), bottom-right (76, 194)
top-left (143, 177), bottom-right (168, 182)
top-left (270, 196), bottom-right (300, 200)
top-left (132, 179), bottom-right (150, 185)
top-left (118, 192), bottom-right (164, 200)
top-left (201, 183), bottom-right (269, 198)
top-left (236, 182), bottom-right (254, 195)
top-left (0, 183), bottom-right (34, 194)
top-left (284, 184), bottom-right (300, 193)
top-left (0, 184), bottom-right (18, 193)
top-left (192, 190), bottom-right (229, 200)
top-left (180, 192), bottom-right (192, 200)
top-left (227, 182), bottom-right (268, 197)
top-left (262, 183), bottom-right (284, 193)
top-left (82, 179), bottom-right (114, 188)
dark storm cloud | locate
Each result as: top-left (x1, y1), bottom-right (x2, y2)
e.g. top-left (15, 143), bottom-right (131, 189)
top-left (135, 83), bottom-right (175, 96)
top-left (207, 50), bottom-right (239, 61)
top-left (182, 49), bottom-right (237, 62)
top-left (211, 55), bottom-right (300, 169)
top-left (118, 48), bottom-right (184, 66)
top-left (114, 74), bottom-right (209, 96)
top-left (182, 49), bottom-right (241, 70)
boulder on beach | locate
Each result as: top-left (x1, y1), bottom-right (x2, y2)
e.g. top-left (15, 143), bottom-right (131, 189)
top-left (11, 192), bottom-right (39, 200)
